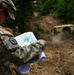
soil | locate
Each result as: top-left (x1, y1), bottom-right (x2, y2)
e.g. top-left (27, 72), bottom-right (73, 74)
top-left (27, 39), bottom-right (74, 75)
top-left (25, 13), bottom-right (74, 75)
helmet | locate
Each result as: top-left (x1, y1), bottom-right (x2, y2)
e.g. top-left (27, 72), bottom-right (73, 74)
top-left (0, 0), bottom-right (17, 20)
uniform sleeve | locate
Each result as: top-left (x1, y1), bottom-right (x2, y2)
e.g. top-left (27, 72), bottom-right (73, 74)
top-left (11, 39), bottom-right (46, 64)
top-left (0, 31), bottom-right (46, 65)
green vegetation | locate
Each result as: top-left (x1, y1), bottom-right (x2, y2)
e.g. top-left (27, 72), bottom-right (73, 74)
top-left (55, 0), bottom-right (74, 23)
top-left (38, 0), bottom-right (74, 23)
top-left (39, 0), bottom-right (57, 15)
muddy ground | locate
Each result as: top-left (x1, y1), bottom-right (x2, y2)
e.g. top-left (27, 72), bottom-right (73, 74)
top-left (24, 14), bottom-right (74, 75)
top-left (27, 37), bottom-right (74, 75)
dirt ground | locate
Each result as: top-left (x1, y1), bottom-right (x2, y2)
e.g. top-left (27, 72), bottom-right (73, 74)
top-left (25, 14), bottom-right (74, 75)
top-left (26, 37), bottom-right (74, 75)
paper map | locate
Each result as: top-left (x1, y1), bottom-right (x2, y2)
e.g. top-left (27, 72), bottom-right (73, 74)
top-left (14, 32), bottom-right (46, 74)
top-left (15, 32), bottom-right (37, 47)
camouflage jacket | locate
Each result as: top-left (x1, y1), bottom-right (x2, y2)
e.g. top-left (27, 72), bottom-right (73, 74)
top-left (0, 26), bottom-right (46, 65)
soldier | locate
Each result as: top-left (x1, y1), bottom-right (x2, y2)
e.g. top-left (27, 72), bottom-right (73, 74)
top-left (0, 0), bottom-right (46, 75)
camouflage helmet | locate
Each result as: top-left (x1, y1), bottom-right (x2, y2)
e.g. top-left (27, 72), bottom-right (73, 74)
top-left (0, 0), bottom-right (17, 20)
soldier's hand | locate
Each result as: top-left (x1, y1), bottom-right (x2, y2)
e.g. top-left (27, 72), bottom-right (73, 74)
top-left (11, 39), bottom-right (46, 64)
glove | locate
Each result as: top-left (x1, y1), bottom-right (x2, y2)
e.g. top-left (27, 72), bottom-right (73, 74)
top-left (12, 39), bottom-right (46, 64)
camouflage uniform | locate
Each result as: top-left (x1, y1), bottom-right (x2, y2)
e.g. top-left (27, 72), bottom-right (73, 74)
top-left (0, 26), bottom-right (46, 65)
top-left (0, 0), bottom-right (46, 65)
top-left (0, 1), bottom-right (46, 75)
